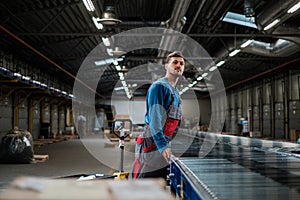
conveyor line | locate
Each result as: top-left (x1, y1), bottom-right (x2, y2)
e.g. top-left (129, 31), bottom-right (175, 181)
top-left (169, 132), bottom-right (300, 200)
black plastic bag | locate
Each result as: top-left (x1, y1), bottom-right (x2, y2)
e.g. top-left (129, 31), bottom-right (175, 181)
top-left (0, 127), bottom-right (35, 163)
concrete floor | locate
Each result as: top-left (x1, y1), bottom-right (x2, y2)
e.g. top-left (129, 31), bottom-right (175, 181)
top-left (0, 136), bottom-right (136, 192)
top-left (2, 130), bottom-right (299, 199)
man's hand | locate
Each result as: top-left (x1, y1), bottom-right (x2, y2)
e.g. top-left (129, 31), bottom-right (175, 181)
top-left (162, 147), bottom-right (172, 162)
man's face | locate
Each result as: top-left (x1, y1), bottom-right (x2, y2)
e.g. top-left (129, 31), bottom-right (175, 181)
top-left (165, 57), bottom-right (185, 77)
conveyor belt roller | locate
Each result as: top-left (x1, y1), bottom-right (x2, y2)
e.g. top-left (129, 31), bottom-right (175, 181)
top-left (169, 136), bottom-right (300, 200)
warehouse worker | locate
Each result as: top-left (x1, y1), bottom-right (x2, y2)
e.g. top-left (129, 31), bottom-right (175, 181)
top-left (77, 114), bottom-right (86, 137)
top-left (132, 51), bottom-right (184, 179)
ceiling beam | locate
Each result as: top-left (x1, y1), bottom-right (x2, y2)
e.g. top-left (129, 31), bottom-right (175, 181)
top-left (10, 32), bottom-right (300, 37)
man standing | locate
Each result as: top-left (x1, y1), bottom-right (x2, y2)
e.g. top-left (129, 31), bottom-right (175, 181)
top-left (133, 51), bottom-right (185, 179)
top-left (77, 114), bottom-right (86, 137)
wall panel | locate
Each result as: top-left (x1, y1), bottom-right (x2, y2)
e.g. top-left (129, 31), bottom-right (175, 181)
top-left (0, 97), bottom-right (13, 137)
top-left (274, 103), bottom-right (284, 138)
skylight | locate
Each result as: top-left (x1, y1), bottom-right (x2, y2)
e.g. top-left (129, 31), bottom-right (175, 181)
top-left (222, 12), bottom-right (257, 29)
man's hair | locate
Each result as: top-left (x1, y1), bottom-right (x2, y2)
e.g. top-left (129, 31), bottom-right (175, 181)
top-left (165, 51), bottom-right (184, 63)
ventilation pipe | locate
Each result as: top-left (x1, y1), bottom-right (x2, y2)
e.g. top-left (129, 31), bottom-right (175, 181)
top-left (162, 0), bottom-right (191, 32)
top-left (157, 0), bottom-right (191, 64)
top-left (249, 0), bottom-right (300, 56)
top-left (213, 0), bottom-right (299, 60)
top-left (255, 0), bottom-right (297, 31)
top-left (242, 39), bottom-right (299, 57)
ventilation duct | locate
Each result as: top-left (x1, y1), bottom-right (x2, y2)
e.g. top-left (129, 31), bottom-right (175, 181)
top-left (157, 0), bottom-right (191, 64)
top-left (242, 39), bottom-right (299, 57)
top-left (162, 0), bottom-right (190, 32)
top-left (255, 0), bottom-right (297, 31)
top-left (213, 0), bottom-right (300, 59)
top-left (213, 35), bottom-right (299, 64)
top-left (250, 0), bottom-right (300, 56)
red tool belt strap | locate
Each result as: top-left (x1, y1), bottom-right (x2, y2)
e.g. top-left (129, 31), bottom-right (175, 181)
top-left (163, 100), bottom-right (182, 138)
top-left (164, 118), bottom-right (179, 137)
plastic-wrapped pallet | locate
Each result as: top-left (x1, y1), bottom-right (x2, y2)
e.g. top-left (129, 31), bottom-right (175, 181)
top-left (0, 127), bottom-right (34, 164)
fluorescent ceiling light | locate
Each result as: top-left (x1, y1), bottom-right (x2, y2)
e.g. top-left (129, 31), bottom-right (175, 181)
top-left (209, 66), bottom-right (218, 72)
top-left (229, 49), bottom-right (241, 57)
top-left (183, 87), bottom-right (189, 92)
top-left (121, 81), bottom-right (127, 87)
top-left (82, 0), bottom-right (95, 12)
top-left (92, 17), bottom-right (103, 30)
top-left (115, 65), bottom-right (121, 71)
top-left (94, 58), bottom-right (115, 66)
top-left (216, 60), bottom-right (225, 67)
top-left (222, 12), bottom-right (257, 29)
top-left (287, 2), bottom-right (300, 13)
top-left (179, 87), bottom-right (189, 95)
top-left (40, 83), bottom-right (47, 87)
top-left (22, 76), bottom-right (31, 81)
top-left (197, 76), bottom-right (203, 81)
top-left (263, 19), bottom-right (280, 30)
top-left (106, 48), bottom-right (113, 56)
top-left (13, 72), bottom-right (22, 77)
top-left (182, 87), bottom-right (189, 92)
top-left (114, 86), bottom-right (124, 91)
top-left (113, 59), bottom-right (118, 65)
top-left (118, 72), bottom-right (124, 78)
top-left (32, 80), bottom-right (41, 85)
top-left (202, 72), bottom-right (208, 77)
top-left (102, 37), bottom-right (110, 46)
top-left (240, 39), bottom-right (254, 48)
top-left (117, 58), bottom-right (124, 62)
top-left (0, 66), bottom-right (8, 71)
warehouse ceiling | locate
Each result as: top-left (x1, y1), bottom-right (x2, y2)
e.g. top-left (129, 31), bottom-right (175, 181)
top-left (0, 0), bottom-right (299, 100)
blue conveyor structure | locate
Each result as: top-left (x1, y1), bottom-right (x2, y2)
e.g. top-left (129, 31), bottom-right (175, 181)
top-left (169, 131), bottom-right (300, 200)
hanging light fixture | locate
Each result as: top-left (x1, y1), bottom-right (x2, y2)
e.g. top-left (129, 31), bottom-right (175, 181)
top-left (98, 6), bottom-right (121, 25)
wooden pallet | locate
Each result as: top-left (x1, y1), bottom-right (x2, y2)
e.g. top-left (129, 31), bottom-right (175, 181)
top-left (34, 154), bottom-right (49, 162)
top-left (39, 138), bottom-right (63, 143)
top-left (33, 141), bottom-right (45, 148)
top-left (63, 134), bottom-right (79, 140)
top-left (33, 138), bottom-right (63, 148)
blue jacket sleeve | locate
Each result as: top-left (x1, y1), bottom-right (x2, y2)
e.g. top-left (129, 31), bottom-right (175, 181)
top-left (146, 83), bottom-right (172, 153)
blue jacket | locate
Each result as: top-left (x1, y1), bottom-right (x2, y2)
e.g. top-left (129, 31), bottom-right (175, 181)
top-left (144, 77), bottom-right (181, 153)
